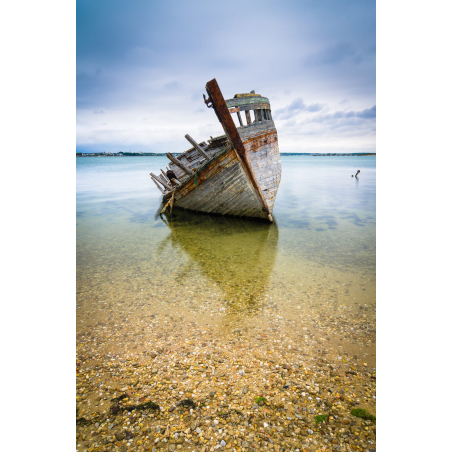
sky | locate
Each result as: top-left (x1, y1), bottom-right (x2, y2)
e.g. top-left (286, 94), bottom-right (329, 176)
top-left (76, 0), bottom-right (375, 154)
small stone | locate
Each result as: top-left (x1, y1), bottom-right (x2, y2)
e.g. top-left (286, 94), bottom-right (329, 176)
top-left (220, 439), bottom-right (226, 447)
top-left (115, 432), bottom-right (125, 441)
top-left (307, 429), bottom-right (313, 435)
top-left (210, 391), bottom-right (215, 397)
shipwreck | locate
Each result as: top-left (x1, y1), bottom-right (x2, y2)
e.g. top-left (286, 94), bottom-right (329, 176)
top-left (150, 78), bottom-right (281, 222)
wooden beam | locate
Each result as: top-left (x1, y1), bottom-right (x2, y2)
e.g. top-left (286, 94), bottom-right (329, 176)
top-left (160, 198), bottom-right (171, 214)
top-left (150, 172), bottom-right (165, 187)
top-left (160, 169), bottom-right (170, 183)
top-left (169, 188), bottom-right (176, 214)
top-left (166, 153), bottom-right (194, 175)
top-left (184, 134), bottom-right (210, 160)
top-left (150, 172), bottom-right (171, 190)
top-left (151, 176), bottom-right (164, 193)
top-left (205, 78), bottom-right (271, 218)
top-left (245, 110), bottom-right (251, 125)
top-left (237, 111), bottom-right (243, 127)
top-left (158, 174), bottom-right (171, 189)
top-left (255, 109), bottom-right (262, 122)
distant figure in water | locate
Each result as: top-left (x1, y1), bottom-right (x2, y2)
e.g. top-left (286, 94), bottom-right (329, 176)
top-left (352, 170), bottom-right (361, 178)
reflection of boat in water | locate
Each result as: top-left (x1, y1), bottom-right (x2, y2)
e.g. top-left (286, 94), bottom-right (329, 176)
top-left (158, 209), bottom-right (279, 311)
top-left (150, 78), bottom-right (282, 222)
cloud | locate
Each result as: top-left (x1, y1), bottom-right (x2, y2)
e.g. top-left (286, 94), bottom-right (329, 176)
top-left (314, 105), bottom-right (376, 122)
top-left (274, 98), bottom-right (324, 120)
top-left (76, 0), bottom-right (375, 153)
top-left (356, 105), bottom-right (376, 118)
top-left (303, 42), bottom-right (376, 67)
top-left (164, 81), bottom-right (181, 90)
top-left (304, 43), bottom-right (356, 66)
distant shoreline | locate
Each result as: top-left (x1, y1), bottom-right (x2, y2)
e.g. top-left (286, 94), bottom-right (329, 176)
top-left (76, 152), bottom-right (376, 157)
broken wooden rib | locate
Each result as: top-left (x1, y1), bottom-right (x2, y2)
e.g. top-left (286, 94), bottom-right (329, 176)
top-left (151, 177), bottom-right (165, 193)
top-left (151, 78), bottom-right (282, 222)
top-left (166, 153), bottom-right (193, 176)
top-left (184, 134), bottom-right (210, 161)
top-left (150, 172), bottom-right (170, 191)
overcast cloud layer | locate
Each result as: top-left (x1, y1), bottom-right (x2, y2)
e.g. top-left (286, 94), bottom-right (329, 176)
top-left (77, 0), bottom-right (375, 154)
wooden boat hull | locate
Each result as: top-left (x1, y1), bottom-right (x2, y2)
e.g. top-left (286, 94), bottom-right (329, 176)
top-left (173, 145), bottom-right (269, 219)
top-left (239, 125), bottom-right (281, 214)
top-left (153, 79), bottom-right (282, 222)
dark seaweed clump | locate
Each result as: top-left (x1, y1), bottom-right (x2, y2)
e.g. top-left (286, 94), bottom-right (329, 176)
top-left (351, 408), bottom-right (376, 421)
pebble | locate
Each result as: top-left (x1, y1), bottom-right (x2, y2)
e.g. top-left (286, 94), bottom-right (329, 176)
top-left (76, 272), bottom-right (376, 452)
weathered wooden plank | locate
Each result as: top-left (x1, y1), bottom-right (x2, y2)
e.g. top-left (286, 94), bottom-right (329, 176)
top-left (151, 177), bottom-right (165, 193)
top-left (235, 103), bottom-right (270, 112)
top-left (184, 134), bottom-right (210, 161)
top-left (160, 169), bottom-right (171, 183)
top-left (225, 96), bottom-right (270, 108)
top-left (169, 188), bottom-right (176, 214)
top-left (174, 146), bottom-right (267, 219)
top-left (237, 111), bottom-right (243, 127)
top-left (245, 134), bottom-right (281, 213)
top-left (228, 107), bottom-right (240, 113)
top-left (177, 156), bottom-right (239, 207)
top-left (173, 145), bottom-right (233, 200)
top-left (158, 174), bottom-right (172, 190)
top-left (167, 161), bottom-right (185, 180)
top-left (166, 153), bottom-right (194, 175)
top-left (150, 172), bottom-right (171, 190)
top-left (196, 169), bottom-right (248, 210)
top-left (234, 93), bottom-right (261, 98)
top-left (238, 123), bottom-right (277, 141)
top-left (245, 110), bottom-right (251, 125)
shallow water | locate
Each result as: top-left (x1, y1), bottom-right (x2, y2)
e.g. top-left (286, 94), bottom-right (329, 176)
top-left (76, 156), bottom-right (377, 451)
top-left (77, 155), bottom-right (375, 357)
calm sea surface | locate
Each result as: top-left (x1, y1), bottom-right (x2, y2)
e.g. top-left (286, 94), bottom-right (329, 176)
top-left (76, 155), bottom-right (376, 361)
